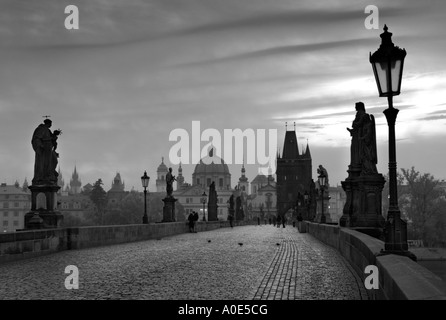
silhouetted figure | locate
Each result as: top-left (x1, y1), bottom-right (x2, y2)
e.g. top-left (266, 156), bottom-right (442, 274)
top-left (269, 218), bottom-right (272, 225)
top-left (229, 194), bottom-right (234, 211)
top-left (188, 212), bottom-right (195, 233)
top-left (166, 167), bottom-right (176, 197)
top-left (277, 215), bottom-right (281, 228)
top-left (360, 114), bottom-right (378, 175)
top-left (317, 165), bottom-right (329, 186)
top-left (347, 102), bottom-right (378, 175)
top-left (228, 213), bottom-right (234, 228)
top-left (31, 119), bottom-right (61, 185)
top-left (208, 181), bottom-right (218, 221)
top-left (193, 211), bottom-right (199, 232)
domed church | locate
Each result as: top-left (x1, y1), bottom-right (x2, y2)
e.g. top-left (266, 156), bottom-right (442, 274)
top-left (172, 148), bottom-right (234, 221)
top-left (192, 148), bottom-right (231, 191)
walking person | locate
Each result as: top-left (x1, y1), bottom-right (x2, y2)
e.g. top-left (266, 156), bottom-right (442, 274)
top-left (228, 213), bottom-right (234, 228)
top-left (188, 212), bottom-right (195, 233)
top-left (193, 211), bottom-right (199, 232)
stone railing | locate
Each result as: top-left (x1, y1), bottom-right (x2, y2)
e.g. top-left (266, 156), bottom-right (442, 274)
top-left (0, 220), bottom-right (251, 264)
top-left (305, 221), bottom-right (446, 300)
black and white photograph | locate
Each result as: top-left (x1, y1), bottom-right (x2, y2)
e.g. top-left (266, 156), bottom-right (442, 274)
top-left (0, 0), bottom-right (445, 311)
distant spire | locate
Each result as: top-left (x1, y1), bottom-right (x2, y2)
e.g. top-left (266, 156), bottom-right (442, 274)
top-left (161, 156), bottom-right (164, 164)
top-left (305, 139), bottom-right (311, 158)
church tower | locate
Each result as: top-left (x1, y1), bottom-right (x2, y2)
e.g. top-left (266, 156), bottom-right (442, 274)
top-left (70, 166), bottom-right (82, 194)
top-left (176, 162), bottom-right (185, 190)
top-left (238, 163), bottom-right (249, 193)
top-left (276, 124), bottom-right (312, 217)
top-left (156, 157), bottom-right (168, 193)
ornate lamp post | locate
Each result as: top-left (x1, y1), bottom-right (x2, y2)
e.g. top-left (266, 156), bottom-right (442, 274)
top-left (201, 191), bottom-right (207, 221)
top-left (141, 171), bottom-right (150, 224)
top-left (370, 25), bottom-right (415, 260)
top-left (297, 199), bottom-right (302, 221)
top-left (318, 171), bottom-right (327, 224)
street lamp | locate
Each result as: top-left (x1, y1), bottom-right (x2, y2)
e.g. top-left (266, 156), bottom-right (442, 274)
top-left (318, 171), bottom-right (327, 224)
top-left (201, 191), bottom-right (207, 221)
top-left (370, 25), bottom-right (415, 260)
top-left (141, 171), bottom-right (150, 224)
top-left (297, 199), bottom-right (302, 222)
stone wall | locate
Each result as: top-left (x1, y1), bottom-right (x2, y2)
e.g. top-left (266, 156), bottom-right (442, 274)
top-left (306, 221), bottom-right (446, 300)
top-left (0, 220), bottom-right (250, 264)
top-left (0, 229), bottom-right (67, 263)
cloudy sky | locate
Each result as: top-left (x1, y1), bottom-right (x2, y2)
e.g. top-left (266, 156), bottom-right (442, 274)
top-left (0, 0), bottom-right (445, 192)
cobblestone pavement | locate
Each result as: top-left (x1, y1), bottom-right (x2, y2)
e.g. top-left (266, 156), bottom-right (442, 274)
top-left (0, 225), bottom-right (367, 300)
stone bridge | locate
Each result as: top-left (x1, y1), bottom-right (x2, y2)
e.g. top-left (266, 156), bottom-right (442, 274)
top-left (0, 221), bottom-right (445, 300)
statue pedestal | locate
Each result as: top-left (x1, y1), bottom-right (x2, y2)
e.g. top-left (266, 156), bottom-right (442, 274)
top-left (25, 184), bottom-right (63, 229)
top-left (162, 196), bottom-right (177, 222)
top-left (315, 195), bottom-right (332, 223)
top-left (340, 173), bottom-right (385, 233)
top-left (207, 203), bottom-right (218, 221)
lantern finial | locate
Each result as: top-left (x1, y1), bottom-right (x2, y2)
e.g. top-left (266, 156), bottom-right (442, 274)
top-left (380, 24), bottom-right (394, 48)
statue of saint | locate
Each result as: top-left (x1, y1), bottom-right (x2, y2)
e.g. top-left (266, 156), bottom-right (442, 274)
top-left (346, 102), bottom-right (377, 175)
top-left (31, 119), bottom-right (61, 185)
top-left (165, 167), bottom-right (176, 197)
top-left (317, 165), bottom-right (329, 186)
top-left (209, 181), bottom-right (217, 204)
top-left (360, 114), bottom-right (378, 175)
top-left (229, 194), bottom-right (234, 211)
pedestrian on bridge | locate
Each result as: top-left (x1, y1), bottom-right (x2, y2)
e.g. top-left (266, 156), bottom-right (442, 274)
top-left (188, 212), bottom-right (195, 233)
top-left (228, 213), bottom-right (234, 228)
top-left (193, 211), bottom-right (199, 232)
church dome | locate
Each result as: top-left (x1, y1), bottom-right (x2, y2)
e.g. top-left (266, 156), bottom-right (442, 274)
top-left (193, 154), bottom-right (230, 175)
top-left (157, 157), bottom-right (168, 173)
top-left (192, 147), bottom-right (231, 190)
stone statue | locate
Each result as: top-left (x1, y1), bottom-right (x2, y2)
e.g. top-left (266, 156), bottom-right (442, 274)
top-left (209, 181), bottom-right (217, 202)
top-left (31, 119), bottom-right (61, 185)
top-left (166, 167), bottom-right (176, 197)
top-left (236, 195), bottom-right (243, 220)
top-left (317, 165), bottom-right (329, 186)
top-left (346, 102), bottom-right (377, 175)
top-left (207, 181), bottom-right (218, 221)
top-left (360, 114), bottom-right (378, 175)
top-left (229, 194), bottom-right (234, 211)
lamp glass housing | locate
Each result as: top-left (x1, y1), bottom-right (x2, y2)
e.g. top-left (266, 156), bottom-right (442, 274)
top-left (141, 171), bottom-right (150, 188)
top-left (369, 25), bottom-right (406, 97)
